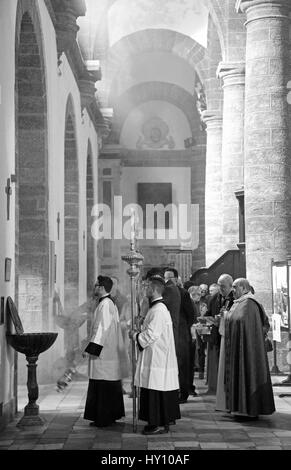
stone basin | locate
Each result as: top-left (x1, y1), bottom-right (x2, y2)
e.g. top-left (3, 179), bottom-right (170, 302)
top-left (6, 332), bottom-right (58, 357)
top-left (6, 332), bottom-right (58, 427)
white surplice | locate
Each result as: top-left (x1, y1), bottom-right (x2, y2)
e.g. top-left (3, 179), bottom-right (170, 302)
top-left (134, 300), bottom-right (179, 391)
top-left (86, 296), bottom-right (129, 381)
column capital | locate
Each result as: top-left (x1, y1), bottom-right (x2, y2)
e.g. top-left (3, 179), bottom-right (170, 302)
top-left (201, 110), bottom-right (223, 129)
top-left (237, 0), bottom-right (290, 23)
top-left (217, 62), bottom-right (245, 87)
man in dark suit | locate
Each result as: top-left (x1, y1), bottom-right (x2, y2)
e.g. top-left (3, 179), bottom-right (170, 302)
top-left (205, 273), bottom-right (234, 394)
top-left (164, 268), bottom-right (194, 404)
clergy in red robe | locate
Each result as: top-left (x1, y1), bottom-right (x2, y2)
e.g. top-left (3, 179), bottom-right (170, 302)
top-left (224, 278), bottom-right (275, 420)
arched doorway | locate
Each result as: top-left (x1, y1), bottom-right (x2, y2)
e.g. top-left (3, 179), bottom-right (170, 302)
top-left (64, 98), bottom-right (79, 368)
top-left (86, 141), bottom-right (95, 296)
top-left (15, 5), bottom-right (49, 383)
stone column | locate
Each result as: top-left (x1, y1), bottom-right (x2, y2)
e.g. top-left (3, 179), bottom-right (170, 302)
top-left (217, 62), bottom-right (245, 253)
top-left (239, 0), bottom-right (291, 311)
top-left (202, 111), bottom-right (223, 266)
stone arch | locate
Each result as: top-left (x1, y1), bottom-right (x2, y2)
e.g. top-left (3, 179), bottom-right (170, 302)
top-left (112, 81), bottom-right (203, 143)
top-left (203, 0), bottom-right (227, 60)
top-left (103, 29), bottom-right (208, 106)
top-left (64, 95), bottom-right (79, 313)
top-left (106, 0), bottom-right (227, 58)
top-left (15, 1), bottom-right (49, 335)
top-left (86, 140), bottom-right (95, 296)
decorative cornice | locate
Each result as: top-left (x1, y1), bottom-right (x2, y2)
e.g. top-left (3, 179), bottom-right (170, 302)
top-left (50, 0), bottom-right (85, 63)
top-left (87, 101), bottom-right (107, 137)
top-left (47, 1), bottom-right (104, 135)
top-left (50, 0), bottom-right (86, 17)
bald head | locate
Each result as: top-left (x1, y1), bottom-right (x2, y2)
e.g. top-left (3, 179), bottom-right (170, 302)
top-left (217, 274), bottom-right (233, 297)
top-left (232, 278), bottom-right (251, 299)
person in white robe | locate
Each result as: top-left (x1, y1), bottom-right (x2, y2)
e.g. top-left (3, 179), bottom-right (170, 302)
top-left (83, 275), bottom-right (129, 427)
top-left (129, 274), bottom-right (180, 435)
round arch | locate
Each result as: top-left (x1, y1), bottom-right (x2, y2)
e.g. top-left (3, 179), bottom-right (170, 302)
top-left (86, 139), bottom-right (95, 296)
top-left (111, 81), bottom-right (203, 142)
top-left (64, 95), bottom-right (79, 312)
top-left (106, 0), bottom-right (226, 58)
top-left (102, 29), bottom-right (208, 106)
top-left (15, 1), bottom-right (49, 341)
top-left (63, 94), bottom-right (80, 368)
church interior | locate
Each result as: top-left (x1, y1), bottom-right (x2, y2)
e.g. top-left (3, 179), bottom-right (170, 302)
top-left (1, 0), bottom-right (291, 442)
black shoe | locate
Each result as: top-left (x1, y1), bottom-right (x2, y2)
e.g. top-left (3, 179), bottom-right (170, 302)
top-left (234, 415), bottom-right (258, 422)
top-left (169, 420), bottom-right (176, 425)
top-left (191, 391), bottom-right (198, 396)
top-left (142, 426), bottom-right (169, 435)
top-left (89, 421), bottom-right (115, 427)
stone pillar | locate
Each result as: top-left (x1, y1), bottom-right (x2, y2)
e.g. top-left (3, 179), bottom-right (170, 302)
top-left (202, 111), bottom-right (223, 266)
top-left (217, 62), bottom-right (245, 253)
top-left (239, 0), bottom-right (291, 311)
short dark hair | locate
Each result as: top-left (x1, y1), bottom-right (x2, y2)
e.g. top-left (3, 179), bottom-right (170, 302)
top-left (97, 275), bottom-right (113, 293)
top-left (149, 278), bottom-right (165, 295)
top-left (145, 267), bottom-right (164, 279)
top-left (164, 267), bottom-right (178, 278)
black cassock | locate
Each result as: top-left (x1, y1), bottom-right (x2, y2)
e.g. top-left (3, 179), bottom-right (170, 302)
top-left (177, 287), bottom-right (195, 400)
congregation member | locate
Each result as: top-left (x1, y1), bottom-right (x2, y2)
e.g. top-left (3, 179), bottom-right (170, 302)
top-left (189, 285), bottom-right (208, 381)
top-left (146, 267), bottom-right (181, 354)
top-left (129, 274), bottom-right (180, 435)
top-left (196, 300), bottom-right (208, 380)
top-left (188, 285), bottom-right (203, 395)
top-left (199, 284), bottom-right (211, 306)
top-left (164, 268), bottom-right (194, 403)
top-left (83, 276), bottom-right (129, 427)
top-left (206, 274), bottom-right (234, 394)
top-left (209, 283), bottom-right (219, 296)
top-left (224, 278), bottom-right (275, 420)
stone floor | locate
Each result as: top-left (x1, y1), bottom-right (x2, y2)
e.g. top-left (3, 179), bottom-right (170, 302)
top-left (0, 373), bottom-right (291, 451)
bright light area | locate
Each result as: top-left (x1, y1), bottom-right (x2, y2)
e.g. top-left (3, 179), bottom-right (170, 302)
top-left (108, 0), bottom-right (209, 48)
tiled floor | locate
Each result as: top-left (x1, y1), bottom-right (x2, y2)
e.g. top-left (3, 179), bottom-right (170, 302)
top-left (0, 374), bottom-right (291, 451)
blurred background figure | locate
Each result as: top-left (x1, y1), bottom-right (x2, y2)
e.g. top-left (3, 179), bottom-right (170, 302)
top-left (209, 283), bottom-right (219, 297)
top-left (164, 268), bottom-right (194, 404)
top-left (188, 285), bottom-right (202, 394)
top-left (199, 284), bottom-right (211, 307)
